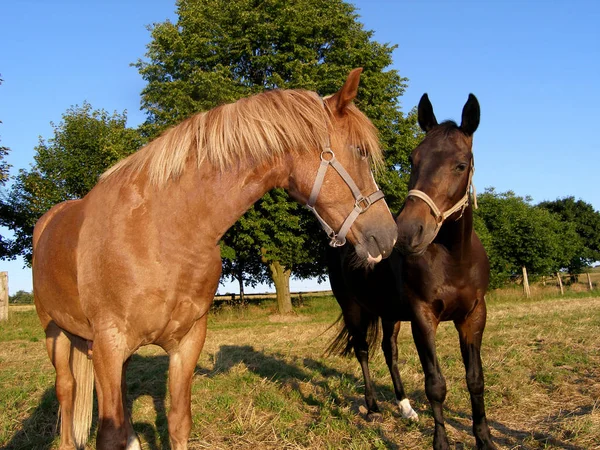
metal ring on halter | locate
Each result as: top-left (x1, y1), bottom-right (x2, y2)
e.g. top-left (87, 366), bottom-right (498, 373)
top-left (320, 149), bottom-right (334, 161)
top-left (306, 145), bottom-right (386, 247)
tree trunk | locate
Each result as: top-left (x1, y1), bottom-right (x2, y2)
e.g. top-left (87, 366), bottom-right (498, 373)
top-left (0, 272), bottom-right (8, 321)
top-left (570, 273), bottom-right (578, 284)
top-left (237, 266), bottom-right (245, 304)
top-left (556, 272), bottom-right (564, 295)
top-left (522, 266), bottom-right (531, 298)
top-left (269, 261), bottom-right (292, 314)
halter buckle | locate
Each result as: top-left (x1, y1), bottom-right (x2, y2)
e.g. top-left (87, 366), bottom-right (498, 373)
top-left (355, 195), bottom-right (372, 213)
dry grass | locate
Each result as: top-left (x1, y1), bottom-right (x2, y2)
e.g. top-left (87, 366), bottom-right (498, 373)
top-left (1, 293), bottom-right (599, 449)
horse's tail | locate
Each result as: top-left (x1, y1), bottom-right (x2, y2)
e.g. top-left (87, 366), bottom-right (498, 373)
top-left (69, 336), bottom-right (94, 449)
top-left (325, 313), bottom-right (381, 357)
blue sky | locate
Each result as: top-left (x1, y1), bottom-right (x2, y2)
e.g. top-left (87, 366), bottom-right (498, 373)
top-left (1, 0), bottom-right (598, 294)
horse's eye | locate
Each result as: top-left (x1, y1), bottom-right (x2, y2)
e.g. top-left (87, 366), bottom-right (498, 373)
top-left (456, 163), bottom-right (468, 172)
top-left (356, 146), bottom-right (368, 160)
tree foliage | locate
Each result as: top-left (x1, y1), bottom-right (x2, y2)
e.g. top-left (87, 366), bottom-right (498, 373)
top-left (135, 0), bottom-right (414, 306)
top-left (2, 103), bottom-right (143, 263)
top-left (220, 215), bottom-right (271, 301)
top-left (538, 197), bottom-right (600, 276)
top-left (9, 290), bottom-right (34, 304)
top-left (475, 188), bottom-right (581, 287)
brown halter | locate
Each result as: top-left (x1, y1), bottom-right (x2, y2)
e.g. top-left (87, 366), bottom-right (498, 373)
top-left (306, 147), bottom-right (385, 247)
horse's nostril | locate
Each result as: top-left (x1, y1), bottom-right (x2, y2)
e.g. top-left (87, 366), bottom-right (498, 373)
top-left (409, 223), bottom-right (425, 248)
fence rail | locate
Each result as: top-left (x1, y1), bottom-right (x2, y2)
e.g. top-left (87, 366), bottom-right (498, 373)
top-left (213, 290), bottom-right (333, 304)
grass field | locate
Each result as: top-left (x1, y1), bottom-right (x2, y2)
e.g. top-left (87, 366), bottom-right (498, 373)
top-left (1, 292), bottom-right (599, 449)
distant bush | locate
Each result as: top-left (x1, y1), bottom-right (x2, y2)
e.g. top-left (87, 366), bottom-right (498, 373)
top-left (9, 290), bottom-right (34, 304)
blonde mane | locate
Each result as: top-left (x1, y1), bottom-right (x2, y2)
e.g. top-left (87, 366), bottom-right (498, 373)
top-left (101, 88), bottom-right (382, 187)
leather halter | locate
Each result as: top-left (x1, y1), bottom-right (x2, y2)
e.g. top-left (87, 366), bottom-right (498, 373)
top-left (306, 147), bottom-right (385, 247)
top-left (406, 158), bottom-right (477, 240)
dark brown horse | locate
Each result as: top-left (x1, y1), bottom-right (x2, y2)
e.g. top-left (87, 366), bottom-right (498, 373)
top-left (33, 69), bottom-right (398, 450)
top-left (327, 93), bottom-right (496, 449)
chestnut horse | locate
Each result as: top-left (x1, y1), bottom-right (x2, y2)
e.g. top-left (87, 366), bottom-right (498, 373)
top-left (33, 69), bottom-right (397, 450)
top-left (327, 93), bottom-right (496, 449)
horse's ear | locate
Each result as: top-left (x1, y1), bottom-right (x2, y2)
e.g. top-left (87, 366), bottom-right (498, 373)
top-left (327, 68), bottom-right (363, 115)
top-left (418, 93), bottom-right (438, 133)
top-left (460, 94), bottom-right (480, 136)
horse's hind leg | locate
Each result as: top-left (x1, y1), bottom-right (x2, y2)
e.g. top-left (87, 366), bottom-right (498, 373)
top-left (455, 301), bottom-right (497, 450)
top-left (92, 331), bottom-right (129, 450)
top-left (44, 321), bottom-right (77, 450)
top-left (121, 357), bottom-right (141, 450)
top-left (166, 314), bottom-right (208, 450)
top-left (342, 300), bottom-right (381, 421)
top-left (381, 320), bottom-right (418, 421)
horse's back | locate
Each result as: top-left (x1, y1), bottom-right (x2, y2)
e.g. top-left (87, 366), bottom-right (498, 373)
top-left (33, 199), bottom-right (92, 338)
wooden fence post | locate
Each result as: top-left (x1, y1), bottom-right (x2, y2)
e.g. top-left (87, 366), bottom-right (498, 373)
top-left (587, 272), bottom-right (593, 291)
top-left (522, 266), bottom-right (531, 298)
top-left (0, 272), bottom-right (8, 321)
top-left (556, 272), bottom-right (564, 295)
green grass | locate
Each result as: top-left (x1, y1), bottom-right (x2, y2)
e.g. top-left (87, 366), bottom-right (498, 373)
top-left (1, 293), bottom-right (599, 449)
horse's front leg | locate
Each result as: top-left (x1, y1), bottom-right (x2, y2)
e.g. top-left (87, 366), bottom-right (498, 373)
top-left (455, 300), bottom-right (497, 450)
top-left (411, 310), bottom-right (449, 450)
top-left (381, 320), bottom-right (418, 421)
top-left (166, 314), bottom-right (208, 450)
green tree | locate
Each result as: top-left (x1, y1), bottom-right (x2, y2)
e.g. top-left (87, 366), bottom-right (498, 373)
top-left (3, 103), bottom-right (144, 263)
top-left (253, 189), bottom-right (326, 313)
top-left (220, 216), bottom-right (270, 303)
top-left (136, 0), bottom-right (413, 311)
top-left (475, 188), bottom-right (581, 288)
top-left (538, 197), bottom-right (600, 279)
top-left (9, 290), bottom-right (34, 304)
top-left (378, 106), bottom-right (424, 213)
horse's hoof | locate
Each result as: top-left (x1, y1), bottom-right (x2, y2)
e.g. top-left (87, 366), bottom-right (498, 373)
top-left (433, 433), bottom-right (451, 450)
top-left (366, 411), bottom-right (383, 423)
top-left (398, 398), bottom-right (419, 421)
top-left (477, 440), bottom-right (497, 450)
top-left (126, 434), bottom-right (142, 450)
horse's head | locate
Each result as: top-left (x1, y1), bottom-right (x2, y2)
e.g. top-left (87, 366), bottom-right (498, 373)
top-left (289, 68), bottom-right (397, 266)
top-left (396, 93), bottom-right (480, 256)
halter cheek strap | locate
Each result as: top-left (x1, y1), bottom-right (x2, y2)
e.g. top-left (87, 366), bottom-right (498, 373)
top-left (306, 149), bottom-right (385, 247)
top-left (406, 162), bottom-right (477, 240)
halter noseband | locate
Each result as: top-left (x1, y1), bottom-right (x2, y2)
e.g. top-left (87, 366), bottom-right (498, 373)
top-left (406, 159), bottom-right (477, 239)
top-left (306, 147), bottom-right (385, 247)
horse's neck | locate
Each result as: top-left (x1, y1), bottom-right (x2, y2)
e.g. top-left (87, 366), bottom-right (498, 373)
top-left (436, 205), bottom-right (474, 262)
top-left (159, 157), bottom-right (290, 243)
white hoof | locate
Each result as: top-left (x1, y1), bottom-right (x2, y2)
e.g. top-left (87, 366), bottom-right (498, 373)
top-left (398, 398), bottom-right (419, 421)
top-left (126, 434), bottom-right (142, 450)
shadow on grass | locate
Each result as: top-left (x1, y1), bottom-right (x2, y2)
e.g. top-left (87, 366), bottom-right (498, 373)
top-left (211, 344), bottom-right (403, 449)
top-left (444, 403), bottom-right (592, 450)
top-left (2, 353), bottom-right (172, 450)
top-left (3, 346), bottom-right (593, 450)
top-left (2, 388), bottom-right (60, 450)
